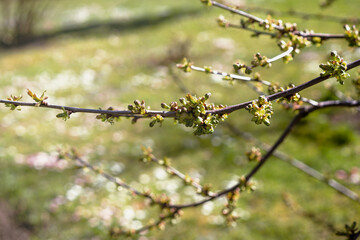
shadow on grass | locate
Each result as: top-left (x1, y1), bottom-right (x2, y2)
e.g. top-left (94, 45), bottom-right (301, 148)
top-left (0, 7), bottom-right (202, 49)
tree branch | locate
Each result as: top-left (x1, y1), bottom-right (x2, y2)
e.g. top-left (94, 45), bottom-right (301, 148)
top-left (210, 1), bottom-right (345, 39)
top-left (210, 59), bottom-right (360, 115)
top-left (224, 122), bottom-right (360, 203)
top-left (168, 99), bottom-right (360, 209)
top-left (1, 60), bottom-right (359, 120)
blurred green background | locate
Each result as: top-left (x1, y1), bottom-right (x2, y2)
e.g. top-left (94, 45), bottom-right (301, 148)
top-left (0, 0), bottom-right (359, 239)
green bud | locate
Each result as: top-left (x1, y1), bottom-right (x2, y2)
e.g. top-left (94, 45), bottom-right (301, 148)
top-left (179, 98), bottom-right (186, 105)
top-left (204, 93), bottom-right (211, 100)
top-left (161, 103), bottom-right (170, 109)
top-left (200, 0), bottom-right (212, 6)
top-left (245, 67), bottom-right (252, 74)
top-left (134, 100), bottom-right (141, 107)
top-left (204, 66), bottom-right (212, 73)
top-left (149, 120), bottom-right (156, 127)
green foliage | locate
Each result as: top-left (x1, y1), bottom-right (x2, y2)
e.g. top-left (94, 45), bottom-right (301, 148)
top-left (319, 51), bottom-right (349, 85)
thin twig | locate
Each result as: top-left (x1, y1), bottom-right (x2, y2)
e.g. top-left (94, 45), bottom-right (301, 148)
top-left (228, 23), bottom-right (277, 37)
top-left (190, 65), bottom-right (271, 85)
top-left (68, 154), bottom-right (155, 201)
top-left (268, 47), bottom-right (294, 63)
top-left (189, 47), bottom-right (293, 85)
top-left (238, 5), bottom-right (360, 24)
top-left (224, 122), bottom-right (360, 203)
top-left (245, 111), bottom-right (306, 180)
top-left (148, 153), bottom-right (215, 197)
top-left (210, 1), bottom-right (345, 39)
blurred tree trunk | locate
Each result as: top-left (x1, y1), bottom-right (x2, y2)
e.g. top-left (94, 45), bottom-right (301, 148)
top-left (0, 0), bottom-right (49, 46)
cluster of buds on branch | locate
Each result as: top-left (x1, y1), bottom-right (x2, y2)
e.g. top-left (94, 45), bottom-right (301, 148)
top-left (128, 99), bottom-right (147, 115)
top-left (27, 89), bottom-right (48, 106)
top-left (246, 147), bottom-right (262, 162)
top-left (161, 93), bottom-right (228, 135)
top-left (246, 96), bottom-right (273, 126)
top-left (319, 51), bottom-right (349, 85)
top-left (268, 83), bottom-right (302, 105)
top-left (5, 94), bottom-right (22, 111)
top-left (176, 58), bottom-right (193, 73)
top-left (96, 107), bottom-right (119, 124)
top-left (251, 52), bottom-right (272, 68)
top-left (344, 24), bottom-right (360, 47)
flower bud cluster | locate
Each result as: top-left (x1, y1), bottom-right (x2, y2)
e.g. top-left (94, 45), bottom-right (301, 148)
top-left (233, 62), bottom-right (252, 74)
top-left (217, 15), bottom-right (229, 28)
top-left (246, 95), bottom-right (273, 126)
top-left (319, 51), bottom-right (349, 85)
top-left (161, 93), bottom-right (228, 136)
top-left (222, 188), bottom-right (240, 226)
top-left (238, 176), bottom-right (256, 192)
top-left (198, 183), bottom-right (213, 197)
top-left (344, 25), bottom-right (360, 47)
top-left (278, 33), bottom-right (311, 55)
top-left (27, 89), bottom-right (48, 107)
top-left (259, 15), bottom-right (280, 31)
top-left (5, 94), bottom-right (22, 111)
top-left (268, 83), bottom-right (301, 104)
top-left (259, 16), bottom-right (298, 33)
top-left (149, 114), bottom-right (164, 127)
top-left (128, 99), bottom-right (147, 115)
top-left (251, 53), bottom-right (271, 68)
top-left (96, 107), bottom-right (119, 125)
top-left (176, 58), bottom-right (193, 73)
top-left (233, 53), bottom-right (271, 76)
top-left (222, 176), bottom-right (256, 225)
top-left (245, 147), bottom-right (262, 162)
